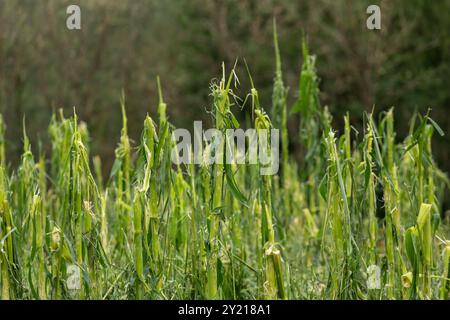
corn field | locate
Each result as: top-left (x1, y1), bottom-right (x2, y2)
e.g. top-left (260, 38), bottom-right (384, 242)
top-left (0, 32), bottom-right (449, 300)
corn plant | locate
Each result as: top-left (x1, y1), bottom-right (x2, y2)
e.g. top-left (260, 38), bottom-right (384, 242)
top-left (0, 35), bottom-right (448, 300)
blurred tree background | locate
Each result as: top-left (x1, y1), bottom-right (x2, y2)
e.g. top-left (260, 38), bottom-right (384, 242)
top-left (0, 0), bottom-right (449, 175)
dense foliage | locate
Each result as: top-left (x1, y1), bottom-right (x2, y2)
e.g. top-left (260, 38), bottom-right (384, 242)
top-left (0, 34), bottom-right (449, 299)
top-left (1, 0), bottom-right (449, 175)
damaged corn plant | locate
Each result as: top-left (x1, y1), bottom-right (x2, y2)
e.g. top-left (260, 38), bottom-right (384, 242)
top-left (0, 30), bottom-right (449, 300)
